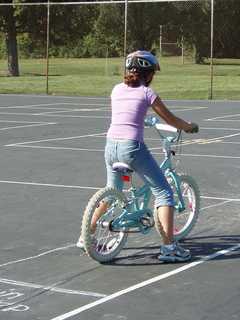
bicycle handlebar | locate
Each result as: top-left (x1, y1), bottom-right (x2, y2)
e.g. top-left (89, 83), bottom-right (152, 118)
top-left (144, 115), bottom-right (198, 156)
top-left (144, 116), bottom-right (181, 143)
top-left (155, 123), bottom-right (178, 133)
top-left (144, 116), bottom-right (179, 132)
top-left (144, 116), bottom-right (198, 139)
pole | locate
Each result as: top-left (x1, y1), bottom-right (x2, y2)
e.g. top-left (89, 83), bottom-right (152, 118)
top-left (46, 0), bottom-right (50, 94)
top-left (123, 0), bottom-right (128, 74)
top-left (209, 0), bottom-right (214, 100)
top-left (181, 35), bottom-right (184, 65)
top-left (159, 25), bottom-right (162, 56)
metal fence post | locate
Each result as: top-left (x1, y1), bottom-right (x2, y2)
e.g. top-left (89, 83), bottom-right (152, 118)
top-left (46, 0), bottom-right (50, 95)
top-left (209, 0), bottom-right (214, 100)
top-left (123, 0), bottom-right (128, 74)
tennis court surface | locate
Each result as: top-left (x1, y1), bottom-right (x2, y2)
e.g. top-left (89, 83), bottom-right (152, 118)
top-left (0, 94), bottom-right (239, 320)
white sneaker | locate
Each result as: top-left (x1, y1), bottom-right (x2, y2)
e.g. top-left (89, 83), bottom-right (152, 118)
top-left (158, 242), bottom-right (191, 262)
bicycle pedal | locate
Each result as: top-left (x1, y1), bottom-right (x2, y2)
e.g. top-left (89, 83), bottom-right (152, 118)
top-left (98, 220), bottom-right (110, 228)
top-left (140, 216), bottom-right (154, 228)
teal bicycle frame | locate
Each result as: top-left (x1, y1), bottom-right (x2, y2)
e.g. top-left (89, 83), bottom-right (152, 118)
top-left (109, 123), bottom-right (185, 235)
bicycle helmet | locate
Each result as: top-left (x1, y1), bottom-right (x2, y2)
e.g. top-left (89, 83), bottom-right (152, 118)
top-left (126, 50), bottom-right (160, 72)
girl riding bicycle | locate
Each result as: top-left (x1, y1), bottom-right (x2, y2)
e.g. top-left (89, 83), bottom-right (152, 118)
top-left (77, 50), bottom-right (198, 262)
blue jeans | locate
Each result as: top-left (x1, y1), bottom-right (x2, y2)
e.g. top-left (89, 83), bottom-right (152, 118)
top-left (104, 138), bottom-right (174, 208)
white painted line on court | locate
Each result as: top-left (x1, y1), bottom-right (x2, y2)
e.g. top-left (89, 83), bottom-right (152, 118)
top-left (7, 145), bottom-right (105, 152)
top-left (173, 200), bottom-right (232, 219)
top-left (0, 103), bottom-right (67, 109)
top-left (201, 195), bottom-right (240, 202)
top-left (34, 108), bottom-right (108, 115)
top-left (0, 179), bottom-right (239, 203)
top-left (0, 122), bottom-right (56, 131)
top-left (6, 144), bottom-right (240, 159)
top-left (50, 243), bottom-right (240, 320)
top-left (172, 106), bottom-right (208, 112)
top-left (189, 132), bottom-right (240, 144)
top-left (0, 95), bottom-right (211, 103)
top-left (217, 141), bottom-right (240, 145)
top-left (0, 244), bottom-right (75, 268)
top-left (201, 200), bottom-right (232, 211)
top-left (5, 128), bottom-right (240, 158)
top-left (0, 103), bottom-right (108, 109)
top-left (0, 278), bottom-right (106, 298)
top-left (0, 112), bottom-right (110, 119)
top-left (52, 103), bottom-right (108, 107)
top-left (206, 113), bottom-right (240, 121)
top-left (29, 106), bottom-right (202, 114)
top-left (0, 111), bottom-right (66, 118)
top-left (211, 119), bottom-right (240, 122)
top-left (152, 151), bottom-right (240, 160)
top-left (0, 112), bottom-right (53, 116)
top-left (0, 120), bottom-right (52, 123)
top-left (46, 102), bottom-right (108, 106)
top-left (34, 110), bottom-right (81, 116)
top-left (151, 131), bottom-right (240, 149)
top-left (179, 153), bottom-right (240, 159)
top-left (200, 126), bottom-right (240, 131)
top-left (32, 114), bottom-right (111, 119)
top-left (5, 131), bottom-right (107, 146)
top-left (0, 180), bottom-right (100, 190)
top-left (0, 93), bottom-right (109, 100)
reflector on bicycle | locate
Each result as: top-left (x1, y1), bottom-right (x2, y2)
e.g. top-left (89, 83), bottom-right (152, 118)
top-left (121, 175), bottom-right (130, 182)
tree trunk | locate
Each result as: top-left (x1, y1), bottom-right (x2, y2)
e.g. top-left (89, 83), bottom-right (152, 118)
top-left (5, 5), bottom-right (19, 76)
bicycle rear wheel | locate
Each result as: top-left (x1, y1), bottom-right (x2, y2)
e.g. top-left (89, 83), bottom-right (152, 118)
top-left (172, 174), bottom-right (200, 240)
top-left (81, 187), bottom-right (128, 263)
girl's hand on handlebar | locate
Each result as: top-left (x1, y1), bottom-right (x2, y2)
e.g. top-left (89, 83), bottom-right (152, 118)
top-left (184, 122), bottom-right (199, 133)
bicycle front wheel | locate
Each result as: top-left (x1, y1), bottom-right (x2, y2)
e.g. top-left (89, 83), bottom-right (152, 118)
top-left (81, 187), bottom-right (128, 263)
top-left (172, 174), bottom-right (200, 241)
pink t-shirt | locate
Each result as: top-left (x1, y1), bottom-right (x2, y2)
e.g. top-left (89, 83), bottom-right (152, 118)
top-left (107, 83), bottom-right (158, 142)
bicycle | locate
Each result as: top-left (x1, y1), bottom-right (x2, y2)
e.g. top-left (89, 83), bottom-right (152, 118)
top-left (81, 116), bottom-right (200, 263)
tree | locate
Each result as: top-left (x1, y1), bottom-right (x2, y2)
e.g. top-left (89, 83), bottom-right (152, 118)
top-left (1, 0), bottom-right (240, 74)
top-left (15, 1), bottom-right (98, 58)
top-left (127, 2), bottom-right (169, 52)
top-left (48, 4), bottom-right (99, 54)
top-left (0, 0), bottom-right (99, 75)
top-left (0, 0), bottom-right (19, 76)
top-left (172, 0), bottom-right (240, 62)
top-left (214, 0), bottom-right (240, 58)
top-left (83, 4), bottom-right (124, 57)
top-left (173, 1), bottom-right (211, 64)
top-left (89, 2), bottom-right (170, 56)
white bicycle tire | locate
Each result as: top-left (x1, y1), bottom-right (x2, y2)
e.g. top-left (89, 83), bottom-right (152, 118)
top-left (81, 187), bottom-right (128, 263)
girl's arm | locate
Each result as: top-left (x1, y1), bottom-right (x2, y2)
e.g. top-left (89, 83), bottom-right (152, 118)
top-left (151, 96), bottom-right (197, 133)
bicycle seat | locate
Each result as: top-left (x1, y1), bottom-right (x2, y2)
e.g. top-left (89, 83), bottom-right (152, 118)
top-left (112, 162), bottom-right (134, 173)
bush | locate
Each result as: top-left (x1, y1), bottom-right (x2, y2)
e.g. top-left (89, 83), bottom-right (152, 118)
top-left (18, 33), bottom-right (45, 58)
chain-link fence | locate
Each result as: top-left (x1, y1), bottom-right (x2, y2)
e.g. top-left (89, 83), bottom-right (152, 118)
top-left (0, 0), bottom-right (239, 100)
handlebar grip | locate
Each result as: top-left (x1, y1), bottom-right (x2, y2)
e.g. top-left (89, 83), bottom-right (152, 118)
top-left (189, 123), bottom-right (199, 133)
top-left (144, 116), bottom-right (159, 127)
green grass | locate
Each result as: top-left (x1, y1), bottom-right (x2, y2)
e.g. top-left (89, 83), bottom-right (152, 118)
top-left (0, 56), bottom-right (240, 100)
